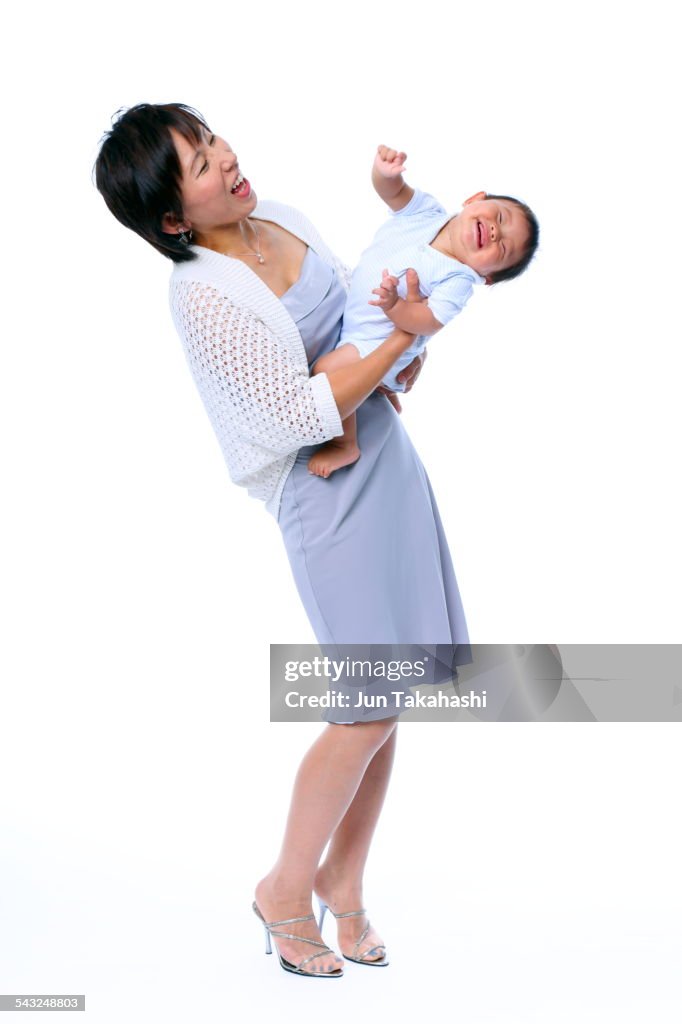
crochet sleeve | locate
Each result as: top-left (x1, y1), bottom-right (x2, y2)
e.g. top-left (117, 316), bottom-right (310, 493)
top-left (170, 280), bottom-right (344, 471)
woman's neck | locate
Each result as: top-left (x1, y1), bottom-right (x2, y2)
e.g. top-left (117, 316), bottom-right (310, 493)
top-left (195, 218), bottom-right (261, 256)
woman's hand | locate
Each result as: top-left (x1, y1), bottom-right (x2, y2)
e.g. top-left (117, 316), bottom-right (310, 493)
top-left (374, 349), bottom-right (428, 413)
top-left (372, 267), bottom-right (428, 413)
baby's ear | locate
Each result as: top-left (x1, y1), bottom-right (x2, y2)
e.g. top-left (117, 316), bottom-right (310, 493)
top-left (463, 191), bottom-right (487, 206)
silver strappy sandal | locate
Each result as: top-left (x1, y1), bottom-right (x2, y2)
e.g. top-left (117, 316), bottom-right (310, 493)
top-left (252, 901), bottom-right (344, 977)
top-left (317, 897), bottom-right (389, 966)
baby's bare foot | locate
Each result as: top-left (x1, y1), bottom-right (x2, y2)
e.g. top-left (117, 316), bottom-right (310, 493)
top-left (307, 441), bottom-right (361, 479)
top-left (254, 876), bottom-right (344, 975)
top-left (313, 867), bottom-right (387, 963)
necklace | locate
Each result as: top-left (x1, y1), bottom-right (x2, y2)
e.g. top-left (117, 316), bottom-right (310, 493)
top-left (226, 218), bottom-right (266, 264)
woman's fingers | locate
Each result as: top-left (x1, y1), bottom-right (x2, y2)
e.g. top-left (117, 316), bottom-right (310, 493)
top-left (374, 384), bottom-right (402, 413)
top-left (397, 350), bottom-right (426, 393)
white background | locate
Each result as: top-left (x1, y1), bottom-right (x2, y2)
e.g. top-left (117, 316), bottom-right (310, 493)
top-left (1, 1), bottom-right (680, 1021)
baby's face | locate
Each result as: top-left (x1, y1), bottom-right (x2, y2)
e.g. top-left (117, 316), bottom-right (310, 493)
top-left (448, 194), bottom-right (531, 282)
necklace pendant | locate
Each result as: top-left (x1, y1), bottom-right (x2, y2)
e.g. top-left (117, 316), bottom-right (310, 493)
top-left (257, 255), bottom-right (265, 264)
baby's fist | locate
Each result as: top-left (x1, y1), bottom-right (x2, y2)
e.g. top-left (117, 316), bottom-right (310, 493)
top-left (375, 145), bottom-right (407, 178)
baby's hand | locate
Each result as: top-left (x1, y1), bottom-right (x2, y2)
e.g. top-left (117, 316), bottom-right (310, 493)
top-left (369, 268), bottom-right (400, 311)
top-left (374, 145), bottom-right (407, 179)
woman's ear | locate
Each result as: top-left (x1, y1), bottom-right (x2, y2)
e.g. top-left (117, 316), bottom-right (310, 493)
top-left (462, 191), bottom-right (487, 206)
top-left (161, 212), bottom-right (186, 235)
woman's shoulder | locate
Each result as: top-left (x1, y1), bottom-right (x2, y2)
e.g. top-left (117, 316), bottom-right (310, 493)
top-left (168, 253), bottom-right (269, 326)
top-left (253, 198), bottom-right (327, 250)
top-left (167, 244), bottom-right (307, 350)
top-left (169, 246), bottom-right (262, 300)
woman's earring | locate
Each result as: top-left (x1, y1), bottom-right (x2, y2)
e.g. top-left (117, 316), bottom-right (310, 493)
top-left (178, 227), bottom-right (193, 245)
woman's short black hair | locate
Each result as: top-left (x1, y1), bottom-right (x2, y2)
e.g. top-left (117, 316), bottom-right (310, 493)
top-left (94, 102), bottom-right (211, 263)
top-left (484, 194), bottom-right (539, 284)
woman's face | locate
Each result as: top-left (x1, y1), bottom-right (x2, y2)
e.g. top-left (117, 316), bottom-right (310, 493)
top-left (168, 125), bottom-right (258, 235)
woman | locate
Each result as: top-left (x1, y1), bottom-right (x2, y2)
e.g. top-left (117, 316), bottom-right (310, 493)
top-left (95, 103), bottom-right (471, 978)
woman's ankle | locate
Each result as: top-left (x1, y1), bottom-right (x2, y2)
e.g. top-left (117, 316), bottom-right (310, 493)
top-left (256, 872), bottom-right (313, 908)
top-left (314, 861), bottom-right (364, 899)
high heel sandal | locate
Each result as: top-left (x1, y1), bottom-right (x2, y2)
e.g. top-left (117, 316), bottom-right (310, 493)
top-left (252, 901), bottom-right (344, 978)
top-left (317, 897), bottom-right (389, 966)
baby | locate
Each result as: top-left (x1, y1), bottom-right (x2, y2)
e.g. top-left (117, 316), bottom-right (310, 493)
top-left (307, 145), bottom-right (539, 478)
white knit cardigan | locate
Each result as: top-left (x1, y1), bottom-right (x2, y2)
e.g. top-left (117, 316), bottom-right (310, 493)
top-left (168, 200), bottom-right (351, 520)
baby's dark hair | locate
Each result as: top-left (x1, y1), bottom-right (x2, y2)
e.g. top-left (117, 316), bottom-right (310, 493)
top-left (485, 194), bottom-right (539, 284)
top-left (93, 102), bottom-right (211, 263)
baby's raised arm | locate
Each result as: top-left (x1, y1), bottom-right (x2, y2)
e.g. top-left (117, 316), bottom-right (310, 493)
top-left (370, 146), bottom-right (443, 335)
top-left (372, 144), bottom-right (415, 212)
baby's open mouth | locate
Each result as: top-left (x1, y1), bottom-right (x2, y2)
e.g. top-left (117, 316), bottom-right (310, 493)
top-left (476, 221), bottom-right (484, 248)
top-left (231, 173), bottom-right (249, 195)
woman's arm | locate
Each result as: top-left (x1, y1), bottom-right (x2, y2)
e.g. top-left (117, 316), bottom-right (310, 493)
top-left (323, 269), bottom-right (425, 420)
top-left (170, 279), bottom-right (415, 459)
top-left (324, 325), bottom-right (415, 420)
top-left (171, 280), bottom-right (343, 457)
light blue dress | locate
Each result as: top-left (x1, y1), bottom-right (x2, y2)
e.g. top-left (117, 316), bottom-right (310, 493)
top-left (277, 247), bottom-right (471, 722)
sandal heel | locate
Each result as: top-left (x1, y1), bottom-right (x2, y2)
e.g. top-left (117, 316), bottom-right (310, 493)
top-left (317, 897), bottom-right (329, 929)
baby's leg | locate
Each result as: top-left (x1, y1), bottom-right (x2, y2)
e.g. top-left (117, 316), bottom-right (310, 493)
top-left (308, 344), bottom-right (361, 479)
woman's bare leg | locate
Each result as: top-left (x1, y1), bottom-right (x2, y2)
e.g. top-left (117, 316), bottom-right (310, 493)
top-left (307, 345), bottom-right (362, 478)
top-left (313, 725), bottom-right (398, 960)
top-left (254, 716), bottom-right (399, 973)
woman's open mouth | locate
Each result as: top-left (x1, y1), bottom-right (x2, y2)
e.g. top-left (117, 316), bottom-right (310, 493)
top-left (231, 173), bottom-right (251, 198)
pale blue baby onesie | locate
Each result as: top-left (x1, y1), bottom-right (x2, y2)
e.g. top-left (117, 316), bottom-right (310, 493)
top-left (337, 188), bottom-right (484, 392)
